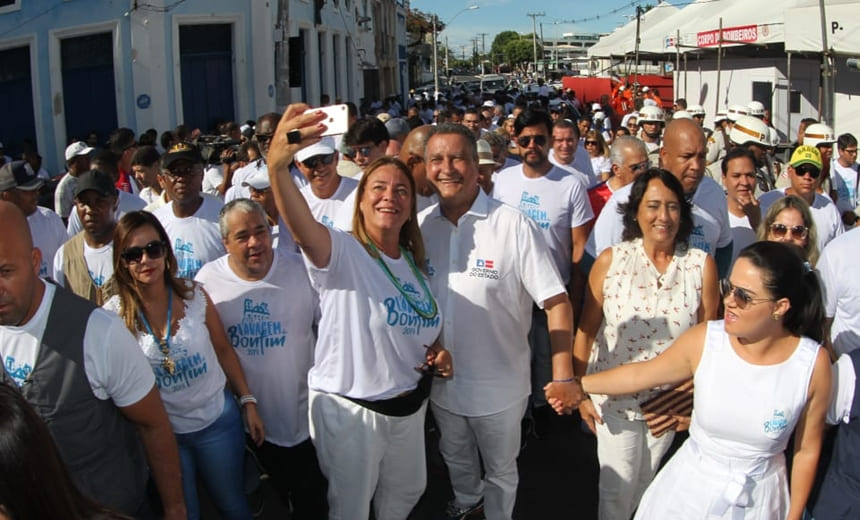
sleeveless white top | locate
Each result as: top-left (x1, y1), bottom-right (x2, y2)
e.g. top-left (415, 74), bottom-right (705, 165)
top-left (634, 320), bottom-right (820, 519)
top-left (588, 238), bottom-right (706, 420)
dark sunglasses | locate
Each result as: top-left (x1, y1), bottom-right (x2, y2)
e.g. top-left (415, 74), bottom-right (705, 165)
top-left (628, 160), bottom-right (650, 173)
top-left (719, 278), bottom-right (773, 309)
top-left (344, 146), bottom-right (373, 159)
top-left (255, 133), bottom-right (274, 144)
top-left (302, 153), bottom-right (336, 169)
top-left (516, 135), bottom-right (548, 147)
top-left (584, 140), bottom-right (600, 146)
top-left (794, 165), bottom-right (820, 178)
top-left (164, 165), bottom-right (200, 179)
top-left (769, 223), bottom-right (808, 240)
top-left (121, 240), bottom-right (168, 264)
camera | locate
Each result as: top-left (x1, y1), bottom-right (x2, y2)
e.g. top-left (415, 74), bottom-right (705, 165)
top-left (194, 135), bottom-right (240, 165)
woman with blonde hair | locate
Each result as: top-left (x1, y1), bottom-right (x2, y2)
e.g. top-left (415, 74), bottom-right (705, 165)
top-left (756, 195), bottom-right (820, 266)
top-left (584, 129), bottom-right (612, 181)
top-left (266, 104), bottom-right (451, 520)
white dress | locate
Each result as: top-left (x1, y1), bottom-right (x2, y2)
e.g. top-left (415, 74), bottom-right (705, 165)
top-left (634, 321), bottom-right (819, 520)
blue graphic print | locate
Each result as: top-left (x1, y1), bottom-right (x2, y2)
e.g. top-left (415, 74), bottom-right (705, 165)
top-left (227, 298), bottom-right (287, 355)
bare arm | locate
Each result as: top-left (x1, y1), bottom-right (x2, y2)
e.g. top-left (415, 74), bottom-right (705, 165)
top-left (787, 347), bottom-right (832, 520)
top-left (698, 254), bottom-right (720, 322)
top-left (542, 292), bottom-right (583, 414)
top-left (581, 322), bottom-right (706, 396)
top-left (120, 386), bottom-right (186, 520)
top-left (266, 104), bottom-right (331, 267)
top-left (571, 224), bottom-right (589, 265)
top-left (202, 289), bottom-right (265, 445)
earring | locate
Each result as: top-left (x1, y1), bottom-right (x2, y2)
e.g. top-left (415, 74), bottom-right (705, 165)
top-left (772, 312), bottom-right (781, 321)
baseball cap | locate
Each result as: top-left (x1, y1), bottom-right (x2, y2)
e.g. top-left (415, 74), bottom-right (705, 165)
top-left (74, 169), bottom-right (118, 198)
top-left (65, 141), bottom-right (95, 162)
top-left (0, 160), bottom-right (43, 192)
top-left (295, 137), bottom-right (336, 163)
top-left (476, 140), bottom-right (498, 166)
top-left (790, 145), bottom-right (823, 170)
top-left (376, 113), bottom-right (392, 123)
top-left (482, 100), bottom-right (496, 108)
top-left (242, 170), bottom-right (271, 191)
top-left (161, 142), bottom-right (204, 169)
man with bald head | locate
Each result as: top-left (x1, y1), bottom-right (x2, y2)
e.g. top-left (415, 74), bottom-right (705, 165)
top-left (589, 119), bottom-right (733, 275)
top-left (0, 201), bottom-right (186, 518)
top-left (398, 125), bottom-right (437, 211)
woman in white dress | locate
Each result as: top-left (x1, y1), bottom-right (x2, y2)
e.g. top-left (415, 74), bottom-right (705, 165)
top-left (574, 241), bottom-right (831, 520)
top-left (573, 168), bottom-right (719, 520)
top-left (265, 105), bottom-right (452, 520)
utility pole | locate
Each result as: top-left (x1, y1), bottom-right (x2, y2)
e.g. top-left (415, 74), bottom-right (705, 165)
top-left (633, 5), bottom-right (643, 87)
top-left (527, 11), bottom-right (545, 77)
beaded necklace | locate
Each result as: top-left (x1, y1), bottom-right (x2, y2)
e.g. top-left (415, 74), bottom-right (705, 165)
top-left (138, 287), bottom-right (176, 375)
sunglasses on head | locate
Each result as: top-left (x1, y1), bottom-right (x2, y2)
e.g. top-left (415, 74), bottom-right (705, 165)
top-left (121, 240), bottom-right (168, 264)
top-left (769, 223), bottom-right (808, 240)
top-left (344, 146), bottom-right (373, 159)
top-left (794, 164), bottom-right (820, 178)
top-left (516, 135), bottom-right (548, 147)
top-left (302, 153), bottom-right (336, 169)
top-left (719, 278), bottom-right (774, 310)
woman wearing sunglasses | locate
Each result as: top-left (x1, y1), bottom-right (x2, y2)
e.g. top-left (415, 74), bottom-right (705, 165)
top-left (574, 240), bottom-right (831, 520)
top-left (265, 104), bottom-right (450, 520)
top-left (104, 211), bottom-right (264, 520)
top-left (757, 195), bottom-right (820, 266)
top-left (584, 129), bottom-right (612, 182)
top-left (573, 169), bottom-right (719, 520)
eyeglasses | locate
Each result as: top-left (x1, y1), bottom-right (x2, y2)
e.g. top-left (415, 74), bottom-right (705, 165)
top-left (584, 140), bottom-right (600, 146)
top-left (516, 135), bottom-right (548, 147)
top-left (627, 160), bottom-right (650, 173)
top-left (720, 278), bottom-right (774, 309)
top-left (255, 133), bottom-right (274, 144)
top-left (344, 146), bottom-right (374, 159)
top-left (794, 165), bottom-right (820, 178)
top-left (121, 240), bottom-right (168, 264)
top-left (302, 153), bottom-right (336, 169)
top-left (163, 165), bottom-right (201, 180)
top-left (769, 223), bottom-right (809, 240)
top-left (842, 148), bottom-right (858, 155)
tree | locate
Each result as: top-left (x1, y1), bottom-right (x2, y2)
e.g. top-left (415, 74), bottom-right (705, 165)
top-left (490, 31), bottom-right (521, 59)
top-left (504, 38), bottom-right (540, 71)
top-left (406, 9), bottom-right (443, 46)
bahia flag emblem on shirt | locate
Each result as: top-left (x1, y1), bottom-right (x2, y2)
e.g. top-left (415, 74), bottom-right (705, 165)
top-left (477, 259), bottom-right (494, 269)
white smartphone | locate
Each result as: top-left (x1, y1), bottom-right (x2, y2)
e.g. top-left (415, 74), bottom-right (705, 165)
top-left (305, 104), bottom-right (348, 136)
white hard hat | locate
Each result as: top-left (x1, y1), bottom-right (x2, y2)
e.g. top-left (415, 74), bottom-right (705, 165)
top-left (687, 104), bottom-right (706, 117)
top-left (673, 110), bottom-right (692, 120)
top-left (714, 110), bottom-right (728, 123)
top-left (768, 127), bottom-right (781, 147)
top-left (803, 123), bottom-right (836, 147)
top-left (638, 105), bottom-right (665, 124)
top-left (747, 101), bottom-right (766, 117)
top-left (593, 111), bottom-right (606, 121)
top-left (591, 102), bottom-right (602, 112)
top-left (726, 104), bottom-right (748, 122)
top-left (729, 115), bottom-right (770, 147)
top-left (642, 86), bottom-right (650, 92)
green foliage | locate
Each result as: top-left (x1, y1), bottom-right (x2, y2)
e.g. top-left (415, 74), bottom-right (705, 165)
top-left (490, 31), bottom-right (520, 58)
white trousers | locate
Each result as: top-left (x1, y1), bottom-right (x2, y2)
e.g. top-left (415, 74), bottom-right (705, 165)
top-left (595, 412), bottom-right (675, 520)
top-left (431, 397), bottom-right (528, 520)
top-left (308, 389), bottom-right (427, 520)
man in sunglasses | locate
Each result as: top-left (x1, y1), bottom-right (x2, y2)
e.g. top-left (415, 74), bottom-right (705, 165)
top-left (493, 109), bottom-right (593, 422)
top-left (53, 169), bottom-right (119, 304)
top-left (339, 117), bottom-right (389, 179)
top-left (831, 133), bottom-right (860, 227)
top-left (153, 143), bottom-right (226, 279)
top-left (295, 137), bottom-right (357, 229)
top-left (758, 145), bottom-right (843, 252)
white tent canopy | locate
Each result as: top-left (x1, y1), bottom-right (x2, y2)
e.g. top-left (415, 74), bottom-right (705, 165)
top-left (784, 2), bottom-right (860, 53)
top-left (587, 1), bottom-right (678, 58)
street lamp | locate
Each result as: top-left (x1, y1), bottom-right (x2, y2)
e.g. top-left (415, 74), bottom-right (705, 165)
top-left (432, 5), bottom-right (479, 100)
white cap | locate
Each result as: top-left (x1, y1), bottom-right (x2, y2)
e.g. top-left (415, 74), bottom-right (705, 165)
top-left (593, 111), bottom-right (606, 121)
top-left (643, 98), bottom-right (658, 107)
top-left (295, 137), bottom-right (336, 163)
top-left (242, 170), bottom-right (271, 190)
top-left (482, 100), bottom-right (496, 108)
top-left (591, 103), bottom-right (602, 111)
top-left (376, 113), bottom-right (391, 123)
top-left (477, 140), bottom-right (498, 166)
top-left (65, 141), bottom-right (94, 162)
top-left (642, 86), bottom-right (650, 92)
top-left (673, 110), bottom-right (692, 120)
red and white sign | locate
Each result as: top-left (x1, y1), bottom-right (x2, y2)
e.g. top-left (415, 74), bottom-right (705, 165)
top-left (696, 25), bottom-right (759, 47)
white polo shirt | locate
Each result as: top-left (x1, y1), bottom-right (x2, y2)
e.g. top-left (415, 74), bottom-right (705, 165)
top-left (419, 190), bottom-right (566, 417)
top-left (493, 163), bottom-right (593, 284)
top-left (154, 196), bottom-right (225, 279)
top-left (758, 188), bottom-right (844, 253)
top-left (818, 227), bottom-right (860, 356)
top-left (548, 148), bottom-right (597, 188)
top-left (28, 206), bottom-right (68, 279)
top-left (196, 251), bottom-right (316, 447)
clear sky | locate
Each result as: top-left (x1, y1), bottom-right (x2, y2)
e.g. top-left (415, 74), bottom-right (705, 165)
top-left (408, 0), bottom-right (642, 53)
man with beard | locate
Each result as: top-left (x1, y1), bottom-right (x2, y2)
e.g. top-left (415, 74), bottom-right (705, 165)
top-left (53, 170), bottom-right (118, 304)
top-left (153, 143), bottom-right (225, 279)
top-left (493, 109), bottom-right (593, 424)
